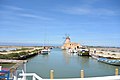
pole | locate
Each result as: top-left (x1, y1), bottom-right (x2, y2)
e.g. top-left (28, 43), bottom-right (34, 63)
top-left (80, 70), bottom-right (84, 78)
top-left (50, 70), bottom-right (54, 79)
top-left (115, 68), bottom-right (118, 76)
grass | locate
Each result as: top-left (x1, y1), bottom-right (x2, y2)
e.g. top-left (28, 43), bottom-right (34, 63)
top-left (0, 49), bottom-right (41, 59)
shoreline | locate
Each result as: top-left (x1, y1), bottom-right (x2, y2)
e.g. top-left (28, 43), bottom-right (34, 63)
top-left (0, 46), bottom-right (43, 60)
top-left (0, 45), bottom-right (120, 62)
top-left (90, 47), bottom-right (120, 59)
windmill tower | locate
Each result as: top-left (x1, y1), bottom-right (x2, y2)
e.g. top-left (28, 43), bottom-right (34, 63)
top-left (64, 36), bottom-right (71, 43)
top-left (63, 34), bottom-right (70, 43)
top-left (61, 34), bottom-right (71, 50)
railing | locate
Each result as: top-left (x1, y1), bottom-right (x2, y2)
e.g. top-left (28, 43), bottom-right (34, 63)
top-left (19, 73), bottom-right (120, 80)
top-left (19, 73), bottom-right (42, 80)
top-left (18, 69), bottom-right (120, 80)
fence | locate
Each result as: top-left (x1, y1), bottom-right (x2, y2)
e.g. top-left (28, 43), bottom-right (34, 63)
top-left (18, 68), bottom-right (120, 80)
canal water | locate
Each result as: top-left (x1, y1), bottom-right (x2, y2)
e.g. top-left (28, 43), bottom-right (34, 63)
top-left (26, 48), bottom-right (120, 79)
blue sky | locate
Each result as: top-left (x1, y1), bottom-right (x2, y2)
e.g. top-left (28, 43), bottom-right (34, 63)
top-left (0, 0), bottom-right (120, 46)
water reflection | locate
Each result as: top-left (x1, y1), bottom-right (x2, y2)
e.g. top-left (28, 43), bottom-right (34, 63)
top-left (77, 56), bottom-right (90, 69)
top-left (62, 50), bottom-right (71, 64)
top-left (38, 53), bottom-right (50, 61)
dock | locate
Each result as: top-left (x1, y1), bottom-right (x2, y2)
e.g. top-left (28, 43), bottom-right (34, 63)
top-left (0, 59), bottom-right (27, 64)
top-left (90, 48), bottom-right (120, 59)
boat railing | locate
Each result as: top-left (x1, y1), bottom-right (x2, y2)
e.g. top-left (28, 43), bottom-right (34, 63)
top-left (18, 69), bottom-right (120, 80)
top-left (19, 72), bottom-right (42, 80)
top-left (18, 73), bottom-right (120, 80)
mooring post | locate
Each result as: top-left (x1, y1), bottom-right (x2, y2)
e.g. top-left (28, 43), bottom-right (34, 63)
top-left (115, 68), bottom-right (118, 76)
top-left (80, 70), bottom-right (84, 78)
top-left (50, 70), bottom-right (54, 79)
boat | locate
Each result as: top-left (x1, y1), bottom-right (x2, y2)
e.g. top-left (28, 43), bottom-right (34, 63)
top-left (41, 47), bottom-right (50, 55)
top-left (41, 49), bottom-right (50, 55)
top-left (91, 53), bottom-right (101, 59)
top-left (78, 48), bottom-right (89, 56)
top-left (67, 48), bottom-right (77, 53)
top-left (97, 58), bottom-right (120, 66)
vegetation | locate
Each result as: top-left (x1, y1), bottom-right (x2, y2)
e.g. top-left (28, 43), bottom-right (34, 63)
top-left (0, 49), bottom-right (40, 59)
top-left (11, 48), bottom-right (32, 51)
top-left (0, 54), bottom-right (8, 59)
top-left (0, 50), bottom-right (7, 52)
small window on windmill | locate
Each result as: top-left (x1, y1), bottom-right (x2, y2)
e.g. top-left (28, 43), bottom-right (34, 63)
top-left (77, 46), bottom-right (79, 49)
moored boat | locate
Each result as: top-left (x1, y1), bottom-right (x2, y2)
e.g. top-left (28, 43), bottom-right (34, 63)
top-left (78, 48), bottom-right (89, 56)
top-left (97, 58), bottom-right (120, 66)
top-left (91, 53), bottom-right (101, 59)
top-left (41, 48), bottom-right (50, 55)
top-left (67, 48), bottom-right (78, 53)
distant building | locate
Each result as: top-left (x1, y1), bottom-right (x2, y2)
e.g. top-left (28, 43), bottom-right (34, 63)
top-left (61, 36), bottom-right (82, 50)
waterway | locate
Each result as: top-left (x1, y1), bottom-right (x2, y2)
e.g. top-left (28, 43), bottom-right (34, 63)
top-left (26, 48), bottom-right (120, 79)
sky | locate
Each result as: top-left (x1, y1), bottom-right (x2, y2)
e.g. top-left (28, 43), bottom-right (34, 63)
top-left (0, 0), bottom-right (120, 47)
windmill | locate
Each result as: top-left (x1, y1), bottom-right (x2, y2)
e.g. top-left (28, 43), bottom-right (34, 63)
top-left (62, 34), bottom-right (70, 44)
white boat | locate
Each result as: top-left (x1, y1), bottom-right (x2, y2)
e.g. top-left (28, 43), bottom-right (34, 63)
top-left (41, 49), bottom-right (50, 55)
top-left (67, 48), bottom-right (73, 53)
top-left (91, 53), bottom-right (100, 59)
top-left (48, 49), bottom-right (51, 52)
top-left (67, 49), bottom-right (78, 53)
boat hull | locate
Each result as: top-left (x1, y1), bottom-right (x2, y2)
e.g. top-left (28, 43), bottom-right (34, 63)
top-left (98, 58), bottom-right (120, 66)
top-left (91, 54), bottom-right (101, 59)
top-left (41, 49), bottom-right (50, 55)
top-left (78, 51), bottom-right (89, 56)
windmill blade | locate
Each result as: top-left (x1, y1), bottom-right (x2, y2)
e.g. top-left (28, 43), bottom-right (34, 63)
top-left (65, 34), bottom-right (70, 37)
top-left (62, 37), bottom-right (66, 39)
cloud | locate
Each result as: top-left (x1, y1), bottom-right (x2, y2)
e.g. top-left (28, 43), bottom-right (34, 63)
top-left (93, 8), bottom-right (117, 16)
top-left (60, 7), bottom-right (91, 15)
top-left (19, 13), bottom-right (53, 20)
top-left (60, 7), bottom-right (118, 16)
top-left (1, 5), bottom-right (54, 21)
top-left (2, 5), bottom-right (24, 11)
top-left (82, 0), bottom-right (100, 5)
top-left (19, 13), bottom-right (39, 18)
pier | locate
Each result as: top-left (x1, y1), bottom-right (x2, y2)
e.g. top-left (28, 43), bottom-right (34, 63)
top-left (0, 46), bottom-right (42, 60)
top-left (90, 48), bottom-right (120, 59)
top-left (0, 59), bottom-right (27, 64)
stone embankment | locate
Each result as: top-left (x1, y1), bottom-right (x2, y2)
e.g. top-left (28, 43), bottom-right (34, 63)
top-left (90, 47), bottom-right (120, 59)
top-left (0, 46), bottom-right (43, 60)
